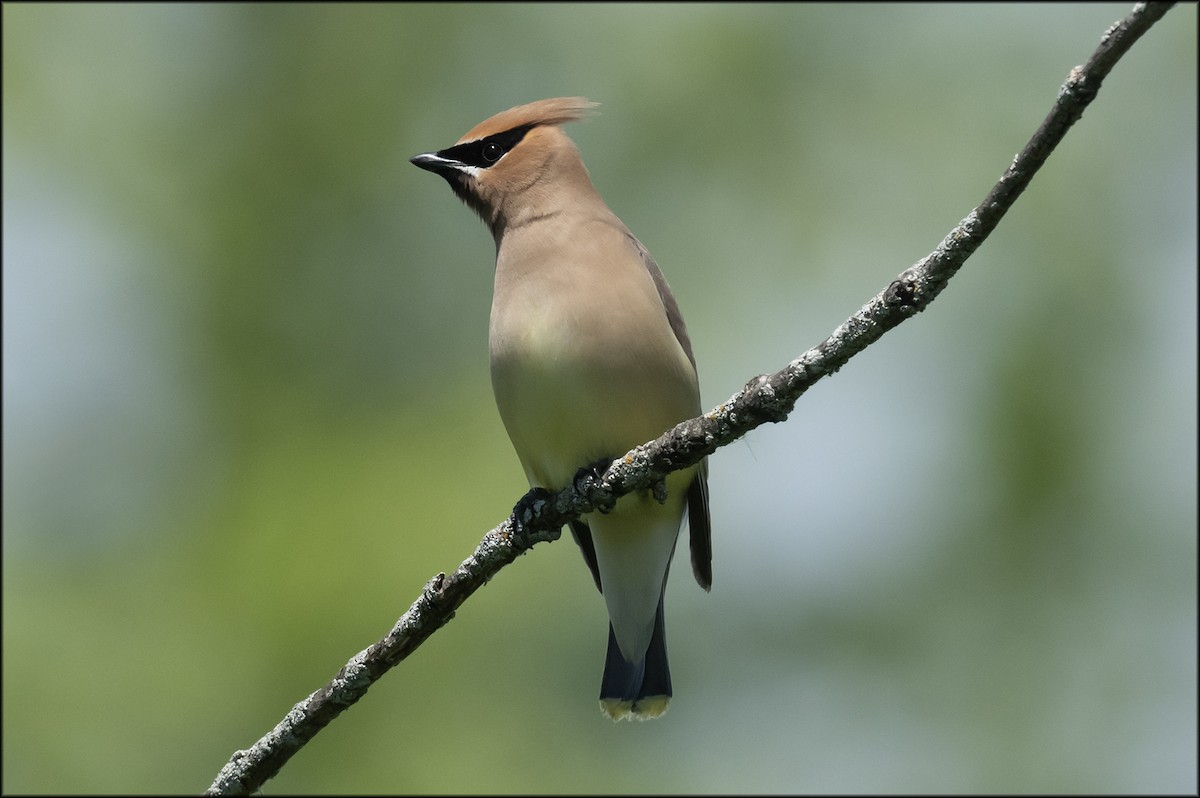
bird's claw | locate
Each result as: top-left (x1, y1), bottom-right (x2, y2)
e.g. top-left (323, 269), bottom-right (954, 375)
top-left (512, 486), bottom-right (555, 532)
top-left (573, 458), bottom-right (616, 514)
top-left (651, 476), bottom-right (668, 504)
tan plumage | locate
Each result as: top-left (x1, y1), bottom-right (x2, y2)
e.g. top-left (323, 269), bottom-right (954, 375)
top-left (412, 97), bottom-right (710, 721)
top-left (455, 96), bottom-right (598, 144)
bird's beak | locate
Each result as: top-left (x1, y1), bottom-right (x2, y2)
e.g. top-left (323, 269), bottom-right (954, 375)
top-left (410, 152), bottom-right (464, 177)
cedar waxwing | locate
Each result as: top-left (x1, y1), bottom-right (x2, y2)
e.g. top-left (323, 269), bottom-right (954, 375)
top-left (411, 97), bottom-right (710, 721)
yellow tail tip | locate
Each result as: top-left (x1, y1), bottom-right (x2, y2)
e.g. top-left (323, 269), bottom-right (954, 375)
top-left (600, 695), bottom-right (670, 721)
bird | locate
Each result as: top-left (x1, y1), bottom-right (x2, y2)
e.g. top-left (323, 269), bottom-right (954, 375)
top-left (410, 97), bottom-right (710, 721)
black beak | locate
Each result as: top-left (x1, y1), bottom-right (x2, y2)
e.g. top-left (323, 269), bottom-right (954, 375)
top-left (410, 152), bottom-right (463, 178)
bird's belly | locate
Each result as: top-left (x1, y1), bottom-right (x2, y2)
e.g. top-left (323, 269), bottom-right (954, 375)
top-left (490, 310), bottom-right (695, 490)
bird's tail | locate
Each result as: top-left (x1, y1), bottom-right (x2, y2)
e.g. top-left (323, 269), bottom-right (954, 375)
top-left (598, 595), bottom-right (671, 720)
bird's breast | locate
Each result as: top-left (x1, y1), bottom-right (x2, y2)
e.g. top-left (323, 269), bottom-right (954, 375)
top-left (488, 250), bottom-right (697, 489)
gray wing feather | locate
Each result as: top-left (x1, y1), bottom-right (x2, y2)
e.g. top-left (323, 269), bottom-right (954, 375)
top-left (628, 233), bottom-right (712, 590)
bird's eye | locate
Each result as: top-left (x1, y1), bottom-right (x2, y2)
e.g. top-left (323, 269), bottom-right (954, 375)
top-left (482, 142), bottom-right (504, 163)
top-left (436, 126), bottom-right (531, 169)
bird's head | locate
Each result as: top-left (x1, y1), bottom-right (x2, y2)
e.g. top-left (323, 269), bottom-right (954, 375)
top-left (411, 97), bottom-right (600, 237)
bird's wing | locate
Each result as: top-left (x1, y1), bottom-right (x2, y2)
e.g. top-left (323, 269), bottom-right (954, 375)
top-left (626, 232), bottom-right (712, 590)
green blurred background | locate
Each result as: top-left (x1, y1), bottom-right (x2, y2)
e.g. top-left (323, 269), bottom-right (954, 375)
top-left (3, 3), bottom-right (1196, 793)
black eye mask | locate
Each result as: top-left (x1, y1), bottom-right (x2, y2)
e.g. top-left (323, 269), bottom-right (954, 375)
top-left (436, 125), bottom-right (534, 169)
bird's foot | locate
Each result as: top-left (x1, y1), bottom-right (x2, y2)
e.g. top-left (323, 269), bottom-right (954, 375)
top-left (512, 487), bottom-right (555, 533)
top-left (573, 458), bottom-right (617, 514)
top-left (651, 476), bottom-right (668, 504)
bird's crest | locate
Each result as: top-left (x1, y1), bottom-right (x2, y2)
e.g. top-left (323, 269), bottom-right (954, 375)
top-left (457, 97), bottom-right (599, 144)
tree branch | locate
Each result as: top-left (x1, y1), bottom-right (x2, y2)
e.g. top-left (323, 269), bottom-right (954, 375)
top-left (206, 3), bottom-right (1176, 794)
